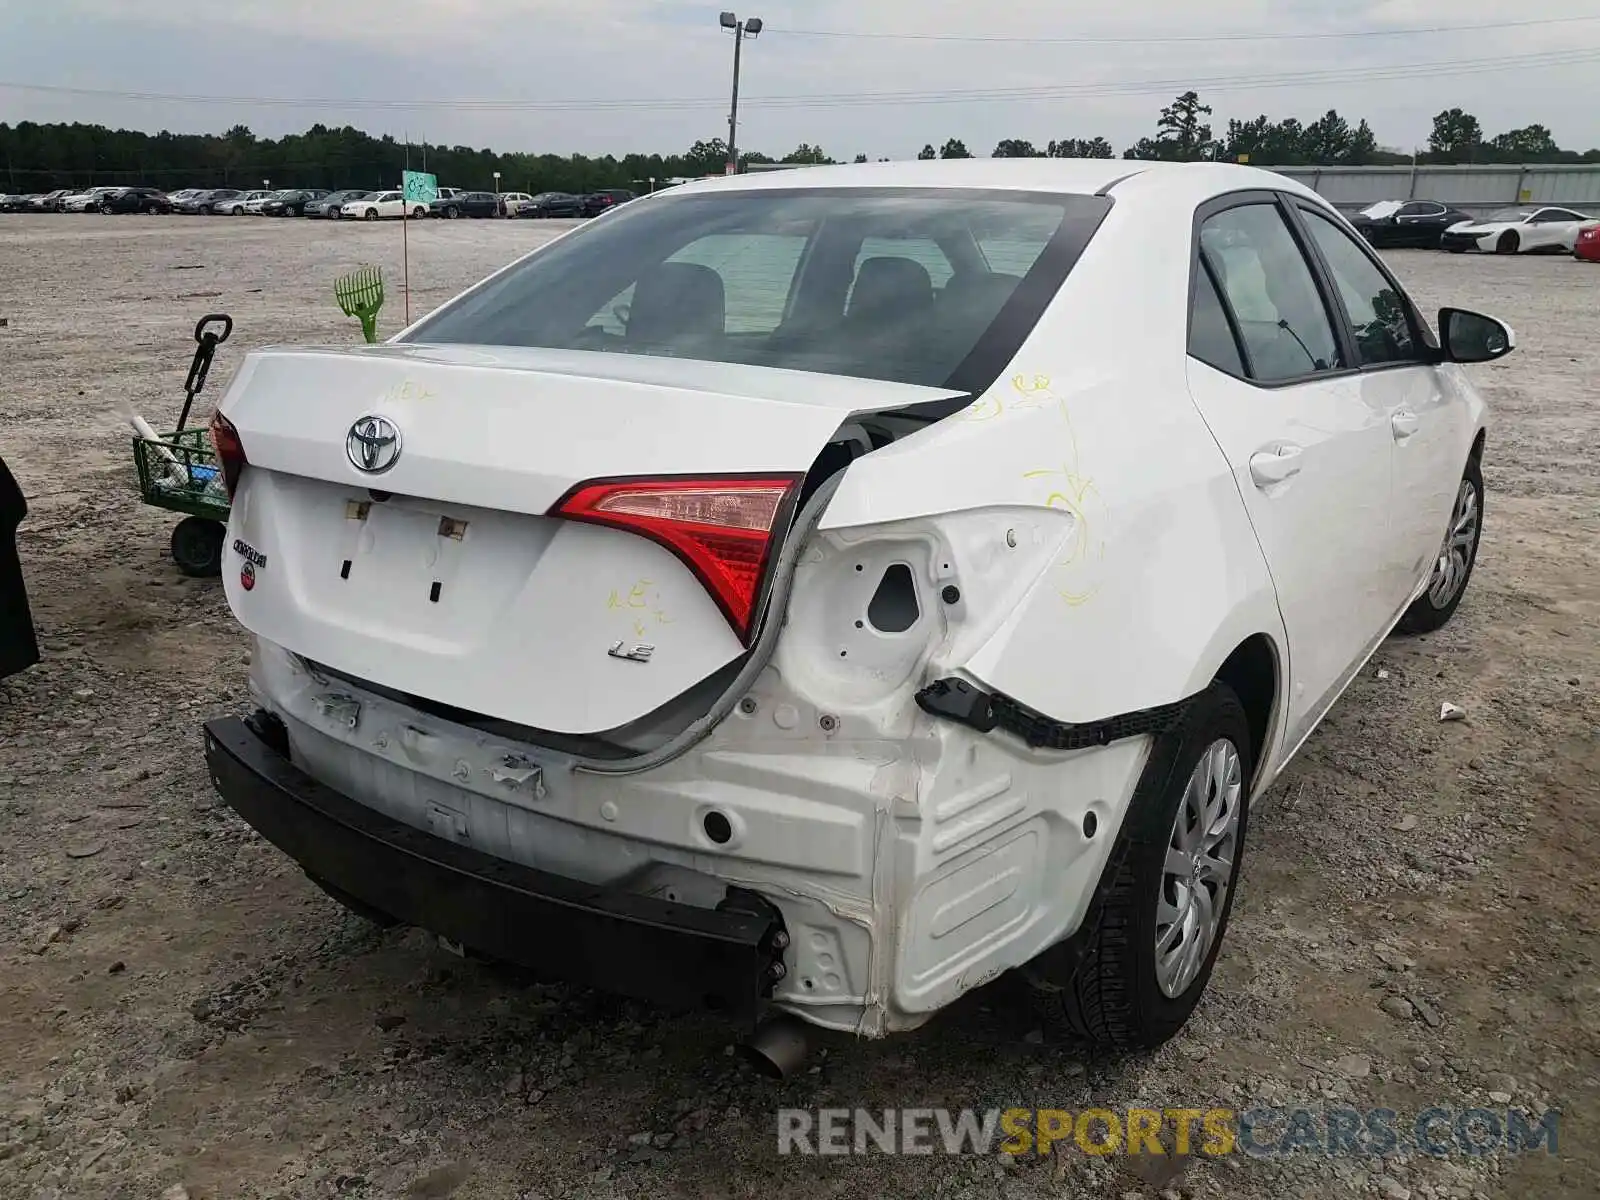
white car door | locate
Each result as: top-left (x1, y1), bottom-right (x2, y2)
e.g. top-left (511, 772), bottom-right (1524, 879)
top-left (1184, 195), bottom-right (1398, 755)
top-left (1291, 202), bottom-right (1465, 602)
top-left (1528, 208), bottom-right (1592, 251)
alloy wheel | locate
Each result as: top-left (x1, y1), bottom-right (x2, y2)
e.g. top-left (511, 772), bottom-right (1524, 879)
top-left (1155, 738), bottom-right (1243, 999)
top-left (1427, 478), bottom-right (1480, 608)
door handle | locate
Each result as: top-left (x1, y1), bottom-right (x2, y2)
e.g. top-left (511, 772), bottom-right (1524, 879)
top-left (1391, 409), bottom-right (1420, 440)
top-left (1248, 444), bottom-right (1303, 488)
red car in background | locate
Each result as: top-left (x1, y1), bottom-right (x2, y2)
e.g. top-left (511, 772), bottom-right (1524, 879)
top-left (1575, 223), bottom-right (1600, 262)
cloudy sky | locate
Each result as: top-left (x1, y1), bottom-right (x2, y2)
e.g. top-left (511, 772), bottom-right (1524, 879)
top-left (2, 1), bottom-right (1598, 160)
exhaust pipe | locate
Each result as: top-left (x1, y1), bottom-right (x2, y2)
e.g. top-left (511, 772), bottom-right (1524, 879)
top-left (740, 1014), bottom-right (810, 1080)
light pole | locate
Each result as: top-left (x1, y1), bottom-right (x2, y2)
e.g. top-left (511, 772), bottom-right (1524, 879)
top-left (493, 171), bottom-right (501, 194)
top-left (719, 12), bottom-right (762, 175)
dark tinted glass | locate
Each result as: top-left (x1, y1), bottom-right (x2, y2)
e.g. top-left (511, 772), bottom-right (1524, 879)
top-left (1300, 209), bottom-right (1420, 366)
top-left (402, 188), bottom-right (1111, 391)
top-left (1188, 261), bottom-right (1245, 376)
top-left (1199, 204), bottom-right (1341, 382)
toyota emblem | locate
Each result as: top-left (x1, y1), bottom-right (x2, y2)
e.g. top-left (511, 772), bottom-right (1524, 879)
top-left (346, 414), bottom-right (402, 474)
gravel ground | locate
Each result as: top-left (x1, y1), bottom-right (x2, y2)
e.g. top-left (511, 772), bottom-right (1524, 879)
top-left (0, 214), bottom-right (1596, 1200)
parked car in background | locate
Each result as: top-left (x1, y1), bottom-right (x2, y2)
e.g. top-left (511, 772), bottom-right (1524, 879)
top-left (235, 190), bottom-right (276, 215)
top-left (1350, 199), bottom-right (1472, 249)
top-left (176, 189), bottom-right (244, 215)
top-left (202, 159), bottom-right (1508, 1057)
top-left (343, 190), bottom-right (428, 220)
top-left (497, 192), bottom-right (533, 217)
top-left (27, 190), bottom-right (71, 212)
top-left (100, 186), bottom-right (172, 215)
top-left (1440, 205), bottom-right (1598, 254)
top-left (60, 186), bottom-right (120, 213)
top-left (263, 189), bottom-right (330, 217)
top-left (0, 194), bottom-right (35, 212)
top-left (429, 190), bottom-right (499, 218)
top-left (518, 191), bottom-right (584, 218)
top-left (308, 190), bottom-right (368, 218)
top-left (0, 451), bottom-right (40, 682)
top-left (580, 188), bottom-right (637, 217)
top-left (1575, 223), bottom-right (1600, 263)
top-left (167, 189), bottom-right (203, 207)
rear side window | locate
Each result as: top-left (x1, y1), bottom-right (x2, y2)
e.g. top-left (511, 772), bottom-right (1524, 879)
top-left (1188, 262), bottom-right (1245, 376)
top-left (402, 188), bottom-right (1114, 393)
top-left (1199, 204), bottom-right (1341, 382)
top-left (1298, 209), bottom-right (1420, 367)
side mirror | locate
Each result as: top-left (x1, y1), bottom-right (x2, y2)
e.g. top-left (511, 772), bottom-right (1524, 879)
top-left (1438, 307), bottom-right (1515, 364)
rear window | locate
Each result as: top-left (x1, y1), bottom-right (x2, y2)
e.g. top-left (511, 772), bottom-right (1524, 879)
top-left (402, 187), bottom-right (1112, 392)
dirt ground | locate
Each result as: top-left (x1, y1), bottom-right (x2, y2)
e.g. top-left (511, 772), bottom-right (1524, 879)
top-left (0, 213), bottom-right (1596, 1200)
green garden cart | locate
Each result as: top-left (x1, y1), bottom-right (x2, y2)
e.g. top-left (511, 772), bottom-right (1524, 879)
top-left (130, 314), bottom-right (234, 577)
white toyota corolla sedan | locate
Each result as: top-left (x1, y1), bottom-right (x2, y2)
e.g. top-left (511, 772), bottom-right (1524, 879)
top-left (201, 160), bottom-right (1510, 1063)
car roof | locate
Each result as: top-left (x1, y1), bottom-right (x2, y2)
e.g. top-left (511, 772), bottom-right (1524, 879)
top-left (660, 158), bottom-right (1327, 212)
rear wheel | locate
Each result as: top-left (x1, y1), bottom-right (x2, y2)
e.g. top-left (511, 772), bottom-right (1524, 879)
top-left (1396, 456), bottom-right (1483, 635)
top-left (445, 204), bottom-right (460, 219)
top-left (1496, 230), bottom-right (1519, 255)
top-left (145, 203), bottom-right (161, 215)
top-left (170, 517), bottom-right (225, 578)
top-left (1027, 682), bottom-right (1252, 1050)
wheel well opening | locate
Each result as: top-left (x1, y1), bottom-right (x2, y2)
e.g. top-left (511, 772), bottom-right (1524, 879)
top-left (1214, 635), bottom-right (1277, 784)
top-left (1469, 429), bottom-right (1486, 465)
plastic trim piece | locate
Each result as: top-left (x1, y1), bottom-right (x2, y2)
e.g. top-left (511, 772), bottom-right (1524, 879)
top-left (915, 676), bottom-right (1195, 751)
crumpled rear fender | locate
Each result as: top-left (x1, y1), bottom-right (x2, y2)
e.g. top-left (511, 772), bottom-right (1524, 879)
top-left (817, 363), bottom-right (1285, 733)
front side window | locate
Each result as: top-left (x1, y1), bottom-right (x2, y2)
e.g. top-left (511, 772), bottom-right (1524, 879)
top-left (1198, 203), bottom-right (1341, 382)
top-left (1299, 209), bottom-right (1420, 367)
top-left (403, 188), bottom-right (1112, 391)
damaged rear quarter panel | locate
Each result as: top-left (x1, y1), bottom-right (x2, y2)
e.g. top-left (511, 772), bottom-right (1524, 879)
top-left (818, 218), bottom-right (1285, 731)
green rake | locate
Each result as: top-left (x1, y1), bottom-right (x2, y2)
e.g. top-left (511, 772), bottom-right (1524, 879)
top-left (335, 265), bottom-right (386, 343)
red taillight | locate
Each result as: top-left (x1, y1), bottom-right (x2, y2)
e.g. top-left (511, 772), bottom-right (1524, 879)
top-left (553, 475), bottom-right (802, 643)
top-left (209, 410), bottom-right (247, 499)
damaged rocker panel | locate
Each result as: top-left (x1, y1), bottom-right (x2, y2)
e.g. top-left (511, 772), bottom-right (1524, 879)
top-left (914, 677), bottom-right (1193, 751)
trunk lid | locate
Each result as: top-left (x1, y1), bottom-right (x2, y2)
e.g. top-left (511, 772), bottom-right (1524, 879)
top-left (219, 344), bottom-right (961, 736)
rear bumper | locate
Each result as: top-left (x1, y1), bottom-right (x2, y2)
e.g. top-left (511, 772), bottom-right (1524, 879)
top-left (204, 714), bottom-right (787, 1018)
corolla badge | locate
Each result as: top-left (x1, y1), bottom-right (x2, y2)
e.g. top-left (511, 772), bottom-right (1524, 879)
top-left (346, 414), bottom-right (402, 474)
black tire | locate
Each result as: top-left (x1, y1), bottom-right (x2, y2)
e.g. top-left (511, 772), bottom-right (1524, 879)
top-left (1496, 230), bottom-right (1519, 255)
top-left (1029, 682), bottom-right (1253, 1051)
top-left (146, 204), bottom-right (161, 215)
top-left (445, 204), bottom-right (459, 219)
top-left (1396, 455), bottom-right (1483, 635)
top-left (199, 205), bottom-right (212, 215)
top-left (364, 209), bottom-right (378, 222)
top-left (170, 517), bottom-right (225, 578)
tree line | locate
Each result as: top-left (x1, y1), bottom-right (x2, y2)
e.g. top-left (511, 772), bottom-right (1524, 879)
top-left (4, 92), bottom-right (1597, 194)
